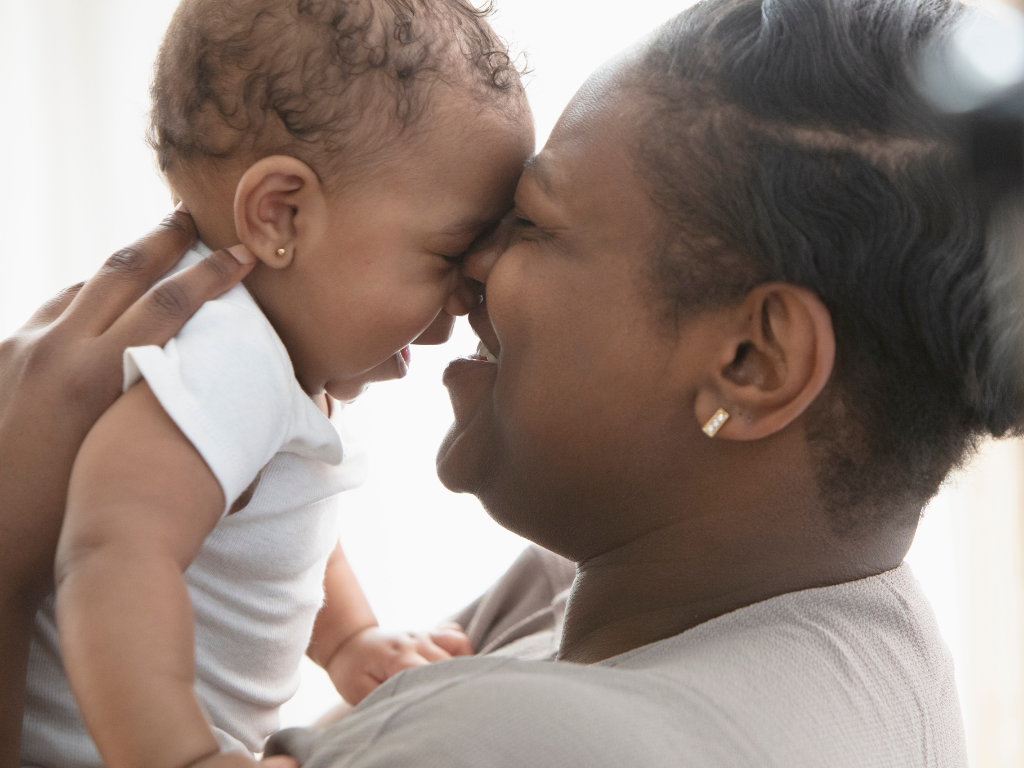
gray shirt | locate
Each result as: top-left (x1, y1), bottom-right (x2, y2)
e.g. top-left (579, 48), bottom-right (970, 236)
top-left (276, 551), bottom-right (966, 768)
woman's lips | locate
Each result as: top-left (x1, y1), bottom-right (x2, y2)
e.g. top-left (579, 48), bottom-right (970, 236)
top-left (442, 298), bottom-right (498, 390)
top-left (441, 354), bottom-right (500, 419)
top-left (468, 300), bottom-right (501, 360)
top-left (475, 340), bottom-right (499, 363)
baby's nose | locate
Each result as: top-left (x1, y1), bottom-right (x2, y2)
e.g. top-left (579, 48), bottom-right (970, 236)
top-left (412, 312), bottom-right (457, 345)
top-left (442, 273), bottom-right (481, 318)
top-left (462, 210), bottom-right (515, 284)
top-left (462, 246), bottom-right (499, 284)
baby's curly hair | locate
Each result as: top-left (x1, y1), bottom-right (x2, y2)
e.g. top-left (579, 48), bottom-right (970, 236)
top-left (149, 0), bottom-right (524, 184)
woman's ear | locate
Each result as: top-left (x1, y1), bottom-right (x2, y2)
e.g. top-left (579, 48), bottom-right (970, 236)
top-left (693, 283), bottom-right (835, 441)
top-left (234, 156), bottom-right (327, 269)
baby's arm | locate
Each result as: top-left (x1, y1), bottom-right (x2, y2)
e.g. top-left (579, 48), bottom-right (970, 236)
top-left (307, 544), bottom-right (474, 706)
top-left (56, 381), bottom-right (231, 768)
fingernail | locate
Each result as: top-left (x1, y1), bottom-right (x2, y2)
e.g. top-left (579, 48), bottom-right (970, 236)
top-left (227, 244), bottom-right (256, 265)
top-left (174, 200), bottom-right (189, 213)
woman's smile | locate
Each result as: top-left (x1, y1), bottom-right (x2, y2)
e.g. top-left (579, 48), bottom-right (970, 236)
top-left (469, 299), bottom-right (502, 362)
top-left (436, 72), bottom-right (687, 559)
top-left (439, 298), bottom-right (501, 444)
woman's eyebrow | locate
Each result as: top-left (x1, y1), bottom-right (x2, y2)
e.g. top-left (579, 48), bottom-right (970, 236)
top-left (523, 155), bottom-right (556, 199)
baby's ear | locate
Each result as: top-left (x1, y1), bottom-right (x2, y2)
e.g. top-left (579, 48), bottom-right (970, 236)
top-left (234, 156), bottom-right (326, 269)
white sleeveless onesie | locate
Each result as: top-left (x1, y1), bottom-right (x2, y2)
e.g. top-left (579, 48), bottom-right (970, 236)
top-left (21, 244), bottom-right (367, 766)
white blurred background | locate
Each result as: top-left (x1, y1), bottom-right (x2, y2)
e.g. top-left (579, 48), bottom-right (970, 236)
top-left (0, 1), bottom-right (1021, 765)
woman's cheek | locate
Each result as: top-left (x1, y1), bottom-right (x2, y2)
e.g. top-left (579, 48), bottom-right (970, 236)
top-left (493, 365), bottom-right (571, 459)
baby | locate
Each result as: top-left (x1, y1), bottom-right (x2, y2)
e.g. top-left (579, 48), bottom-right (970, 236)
top-left (20, 1), bottom-right (532, 767)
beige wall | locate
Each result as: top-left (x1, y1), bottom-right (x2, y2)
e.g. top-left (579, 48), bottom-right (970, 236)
top-left (944, 440), bottom-right (1024, 766)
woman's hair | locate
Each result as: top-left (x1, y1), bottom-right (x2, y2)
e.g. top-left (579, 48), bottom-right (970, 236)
top-left (636, 0), bottom-right (1024, 532)
top-left (149, 0), bottom-right (523, 184)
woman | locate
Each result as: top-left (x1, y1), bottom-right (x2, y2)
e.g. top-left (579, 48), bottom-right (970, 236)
top-left (1, 0), bottom-right (1011, 765)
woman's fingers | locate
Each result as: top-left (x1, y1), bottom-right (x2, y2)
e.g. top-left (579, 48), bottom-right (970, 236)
top-left (105, 247), bottom-right (255, 352)
top-left (20, 282), bottom-right (85, 330)
top-left (65, 208), bottom-right (198, 334)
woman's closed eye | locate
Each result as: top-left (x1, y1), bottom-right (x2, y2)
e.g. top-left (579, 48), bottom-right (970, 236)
top-left (508, 210), bottom-right (550, 245)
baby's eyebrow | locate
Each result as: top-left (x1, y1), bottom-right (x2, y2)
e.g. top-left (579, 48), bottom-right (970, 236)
top-left (437, 218), bottom-right (492, 236)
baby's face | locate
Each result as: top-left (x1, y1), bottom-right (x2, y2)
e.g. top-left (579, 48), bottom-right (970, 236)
top-left (257, 96), bottom-right (533, 399)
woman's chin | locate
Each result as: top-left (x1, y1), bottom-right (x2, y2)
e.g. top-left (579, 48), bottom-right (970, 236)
top-left (436, 356), bottom-right (500, 493)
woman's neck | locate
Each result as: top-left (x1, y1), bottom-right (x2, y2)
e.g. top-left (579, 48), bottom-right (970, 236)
top-left (556, 503), bottom-right (914, 665)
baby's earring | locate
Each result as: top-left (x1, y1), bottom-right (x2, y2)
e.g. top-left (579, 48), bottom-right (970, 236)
top-left (702, 408), bottom-right (730, 438)
top-left (276, 248), bottom-right (286, 257)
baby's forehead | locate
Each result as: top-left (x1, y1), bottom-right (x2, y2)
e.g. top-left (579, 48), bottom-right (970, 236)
top-left (345, 99), bottom-right (529, 229)
top-left (368, 84), bottom-right (529, 164)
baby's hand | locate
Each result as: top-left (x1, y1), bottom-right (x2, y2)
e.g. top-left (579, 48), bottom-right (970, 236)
top-left (186, 751), bottom-right (297, 768)
top-left (326, 625), bottom-right (473, 705)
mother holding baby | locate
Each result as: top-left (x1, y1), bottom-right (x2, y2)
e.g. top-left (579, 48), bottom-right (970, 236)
top-left (0, 0), bottom-right (1010, 765)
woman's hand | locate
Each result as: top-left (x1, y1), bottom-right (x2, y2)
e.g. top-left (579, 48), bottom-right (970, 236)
top-left (0, 208), bottom-right (254, 768)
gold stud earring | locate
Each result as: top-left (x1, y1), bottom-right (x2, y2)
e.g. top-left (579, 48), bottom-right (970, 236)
top-left (702, 407), bottom-right (730, 438)
top-left (276, 248), bottom-right (286, 257)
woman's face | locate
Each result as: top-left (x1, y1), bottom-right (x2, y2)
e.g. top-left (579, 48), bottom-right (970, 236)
top-left (438, 66), bottom-right (712, 559)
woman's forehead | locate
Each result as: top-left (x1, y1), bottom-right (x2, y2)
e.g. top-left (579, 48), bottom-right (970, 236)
top-left (547, 49), bottom-right (647, 143)
top-left (536, 96), bottom-right (646, 200)
top-left (520, 120), bottom-right (662, 267)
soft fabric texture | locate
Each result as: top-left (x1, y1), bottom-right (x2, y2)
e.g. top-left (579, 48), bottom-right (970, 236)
top-left (449, 543), bottom-right (574, 660)
top-left (22, 245), bottom-right (367, 767)
top-left (275, 547), bottom-right (967, 768)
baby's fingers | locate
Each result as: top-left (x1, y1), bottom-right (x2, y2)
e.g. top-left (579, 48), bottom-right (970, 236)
top-left (382, 650), bottom-right (432, 680)
top-left (430, 624), bottom-right (474, 657)
top-left (188, 752), bottom-right (262, 768)
top-left (374, 638), bottom-right (441, 679)
top-left (406, 632), bottom-right (458, 664)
